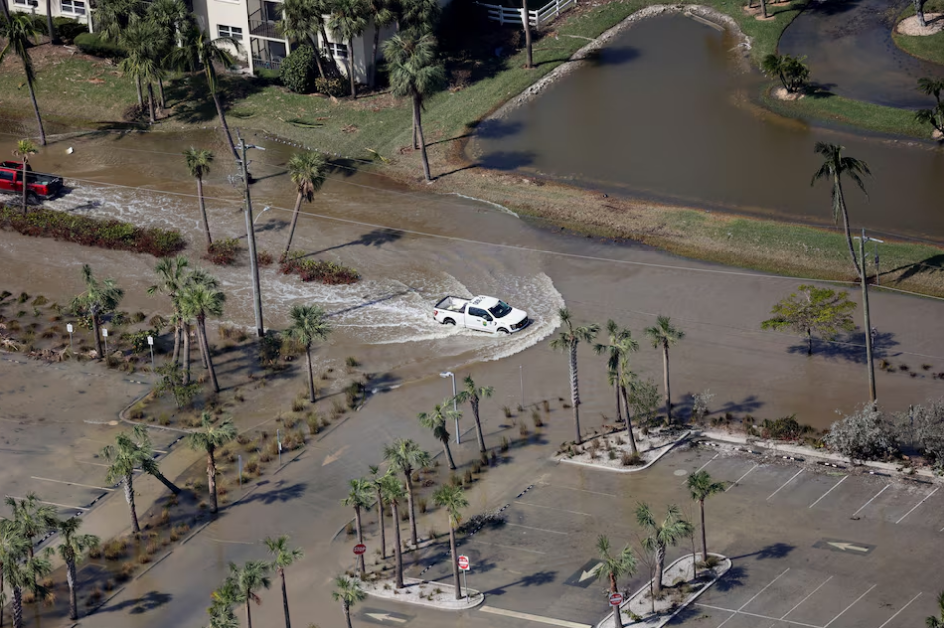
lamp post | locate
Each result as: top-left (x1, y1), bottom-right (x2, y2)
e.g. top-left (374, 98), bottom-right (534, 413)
top-left (253, 205), bottom-right (271, 227)
top-left (236, 130), bottom-right (265, 338)
top-left (440, 371), bottom-right (459, 445)
top-left (854, 230), bottom-right (883, 405)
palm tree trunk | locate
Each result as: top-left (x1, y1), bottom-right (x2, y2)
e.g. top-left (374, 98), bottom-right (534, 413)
top-left (92, 315), bottom-right (104, 358)
top-left (211, 87), bottom-right (239, 161)
top-left (405, 471), bottom-right (418, 547)
top-left (371, 25), bottom-right (380, 88)
top-left (182, 322), bottom-right (191, 385)
top-left (354, 505), bottom-right (366, 578)
top-left (284, 192), bottom-right (304, 256)
top-left (614, 381), bottom-right (623, 424)
top-left (310, 35), bottom-right (326, 80)
top-left (472, 402), bottom-right (486, 454)
top-left (376, 487), bottom-right (387, 559)
top-left (835, 181), bottom-right (862, 277)
top-left (807, 328), bottom-right (813, 356)
top-left (654, 546), bottom-right (665, 595)
top-left (915, 0), bottom-right (926, 26)
top-left (305, 346), bottom-right (316, 402)
top-left (280, 569), bottom-right (291, 628)
top-left (621, 385), bottom-right (638, 455)
top-left (343, 603), bottom-right (353, 628)
top-left (414, 94), bottom-right (432, 181)
top-left (522, 0), bottom-right (533, 69)
top-left (760, 0), bottom-right (768, 18)
top-left (442, 438), bottom-right (456, 470)
top-left (347, 39), bottom-right (357, 99)
top-left (449, 526), bottom-right (461, 599)
top-left (0, 0), bottom-right (9, 22)
top-left (12, 587), bottom-right (21, 628)
top-left (45, 0), bottom-right (59, 44)
top-left (412, 116), bottom-right (418, 150)
top-left (158, 77), bottom-right (166, 109)
top-left (197, 317), bottom-right (220, 393)
top-left (147, 82), bottom-right (156, 124)
top-left (149, 469), bottom-right (181, 495)
top-left (197, 176), bottom-right (212, 246)
top-left (21, 160), bottom-right (28, 215)
top-left (125, 474), bottom-right (140, 534)
top-left (207, 449), bottom-right (218, 514)
top-left (569, 341), bottom-right (582, 444)
top-left (662, 344), bottom-right (672, 423)
top-left (392, 501), bottom-right (404, 588)
top-left (136, 78), bottom-right (144, 107)
top-left (609, 572), bottom-right (617, 594)
top-left (25, 77), bottom-right (46, 146)
top-left (246, 597), bottom-right (253, 628)
top-left (699, 499), bottom-right (708, 564)
top-left (67, 558), bottom-right (77, 620)
top-left (172, 322), bottom-right (181, 365)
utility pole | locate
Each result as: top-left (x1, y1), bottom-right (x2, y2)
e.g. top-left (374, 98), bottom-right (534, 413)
top-left (236, 130), bottom-right (265, 338)
top-left (857, 229), bottom-right (882, 405)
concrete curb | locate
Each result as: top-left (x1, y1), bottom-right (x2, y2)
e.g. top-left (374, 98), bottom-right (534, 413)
top-left (361, 576), bottom-right (485, 611)
top-left (557, 431), bottom-right (693, 473)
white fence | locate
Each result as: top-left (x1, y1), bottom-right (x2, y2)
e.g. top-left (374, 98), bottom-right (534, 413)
top-left (477, 0), bottom-right (577, 28)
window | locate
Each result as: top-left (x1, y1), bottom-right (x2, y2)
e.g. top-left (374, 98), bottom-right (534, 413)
top-left (468, 307), bottom-right (488, 319)
top-left (218, 24), bottom-right (243, 39)
top-left (0, 171), bottom-right (13, 182)
top-left (61, 0), bottom-right (86, 15)
top-left (326, 42), bottom-right (348, 59)
top-left (13, 0), bottom-right (38, 7)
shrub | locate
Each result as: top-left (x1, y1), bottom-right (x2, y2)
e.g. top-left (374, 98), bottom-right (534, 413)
top-left (54, 17), bottom-right (88, 43)
top-left (418, 497), bottom-right (428, 513)
top-left (760, 414), bottom-right (812, 441)
top-left (292, 397), bottom-right (306, 412)
top-left (620, 451), bottom-right (642, 466)
top-left (74, 32), bottom-right (126, 58)
top-left (280, 44), bottom-right (320, 93)
top-left (279, 252), bottom-right (360, 285)
top-left (500, 436), bottom-right (509, 452)
top-left (502, 406), bottom-right (512, 419)
top-left (102, 538), bottom-right (128, 560)
top-left (203, 238), bottom-right (240, 266)
top-left (257, 250), bottom-right (274, 266)
top-left (315, 77), bottom-right (347, 97)
top-left (825, 405), bottom-right (899, 463)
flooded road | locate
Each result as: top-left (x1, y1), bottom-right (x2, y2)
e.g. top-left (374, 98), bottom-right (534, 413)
top-left (468, 14), bottom-right (944, 242)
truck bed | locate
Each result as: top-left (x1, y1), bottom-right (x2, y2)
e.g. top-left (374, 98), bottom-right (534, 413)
top-left (435, 296), bottom-right (469, 313)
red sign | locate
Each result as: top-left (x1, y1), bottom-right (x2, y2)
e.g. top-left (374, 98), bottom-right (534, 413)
top-left (458, 555), bottom-right (470, 571)
top-left (353, 543), bottom-right (367, 556)
top-left (608, 592), bottom-right (623, 607)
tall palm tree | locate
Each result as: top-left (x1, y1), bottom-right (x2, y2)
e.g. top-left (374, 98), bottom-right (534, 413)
top-left (4, 494), bottom-right (57, 559)
top-left (11, 139), bottom-right (37, 215)
top-left (366, 0), bottom-right (395, 87)
top-left (432, 485), bottom-right (468, 599)
top-left (644, 316), bottom-right (684, 424)
top-left (595, 535), bottom-right (636, 596)
top-left (329, 0), bottom-right (369, 98)
top-left (341, 479), bottom-right (372, 578)
top-left (369, 465), bottom-right (388, 559)
top-left (811, 142), bottom-right (871, 278)
top-left (94, 0), bottom-right (145, 43)
top-left (187, 413), bottom-right (237, 513)
top-left (146, 0), bottom-right (190, 108)
top-left (147, 255), bottom-right (191, 365)
top-left (928, 591), bottom-right (944, 628)
top-left (454, 375), bottom-right (494, 455)
top-left (264, 535), bottom-right (303, 628)
top-left (382, 439), bottom-right (431, 548)
top-left (278, 0), bottom-right (327, 80)
top-left (418, 400), bottom-right (458, 470)
top-left (686, 471), bottom-right (726, 568)
top-left (550, 308), bottom-right (599, 445)
top-left (229, 560), bottom-right (272, 628)
top-left (0, 520), bottom-right (26, 628)
top-left (284, 151), bottom-right (329, 256)
top-left (2, 545), bottom-right (50, 628)
top-left (332, 575), bottom-right (366, 628)
top-left (183, 148), bottom-right (215, 246)
top-left (594, 320), bottom-right (639, 450)
top-left (635, 503), bottom-right (692, 596)
top-left (378, 474), bottom-right (406, 588)
top-left (178, 277), bottom-right (226, 393)
top-left (0, 15), bottom-right (46, 145)
top-left (120, 20), bottom-right (163, 122)
top-left (383, 31), bottom-right (445, 180)
top-left (57, 517), bottom-right (99, 621)
top-left (284, 304), bottom-right (332, 402)
top-left (70, 264), bottom-right (124, 359)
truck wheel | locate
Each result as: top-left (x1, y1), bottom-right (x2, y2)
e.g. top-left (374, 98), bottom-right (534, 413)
top-left (443, 318), bottom-right (455, 326)
top-left (497, 328), bottom-right (509, 334)
top-left (27, 193), bottom-right (40, 206)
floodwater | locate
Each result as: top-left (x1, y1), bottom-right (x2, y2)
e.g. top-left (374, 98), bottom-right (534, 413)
top-left (468, 14), bottom-right (944, 242)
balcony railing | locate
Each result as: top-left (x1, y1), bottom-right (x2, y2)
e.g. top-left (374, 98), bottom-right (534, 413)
top-left (249, 9), bottom-right (283, 39)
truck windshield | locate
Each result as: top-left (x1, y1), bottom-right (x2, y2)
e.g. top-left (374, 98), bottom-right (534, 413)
top-left (489, 301), bottom-right (512, 318)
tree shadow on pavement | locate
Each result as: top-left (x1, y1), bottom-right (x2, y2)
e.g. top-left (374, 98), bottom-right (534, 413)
top-left (786, 330), bottom-right (899, 363)
top-left (483, 570), bottom-right (558, 595)
top-left (98, 590), bottom-right (172, 614)
top-left (712, 564), bottom-right (746, 593)
top-left (730, 542), bottom-right (795, 561)
top-left (240, 481), bottom-right (308, 505)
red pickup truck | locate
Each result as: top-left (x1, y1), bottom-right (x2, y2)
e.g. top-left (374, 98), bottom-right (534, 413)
top-left (0, 161), bottom-right (63, 202)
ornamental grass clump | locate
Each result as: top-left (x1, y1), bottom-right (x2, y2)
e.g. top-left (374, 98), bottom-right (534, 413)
top-left (279, 252), bottom-right (360, 285)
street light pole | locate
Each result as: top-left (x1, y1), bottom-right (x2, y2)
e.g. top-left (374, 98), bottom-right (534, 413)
top-left (440, 371), bottom-right (459, 445)
top-left (253, 205), bottom-right (271, 226)
top-left (236, 131), bottom-right (265, 338)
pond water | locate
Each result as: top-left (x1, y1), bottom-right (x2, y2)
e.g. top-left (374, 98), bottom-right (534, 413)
top-left (468, 13), bottom-right (944, 242)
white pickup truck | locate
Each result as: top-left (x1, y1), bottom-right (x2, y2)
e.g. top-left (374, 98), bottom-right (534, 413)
top-left (433, 295), bottom-right (531, 334)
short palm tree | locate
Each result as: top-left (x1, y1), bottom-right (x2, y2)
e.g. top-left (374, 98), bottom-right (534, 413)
top-left (596, 535), bottom-right (636, 597)
top-left (183, 148), bottom-right (215, 246)
top-left (278, 0), bottom-right (327, 79)
top-left (0, 14), bottom-right (46, 145)
top-left (433, 485), bottom-right (468, 599)
top-left (635, 503), bottom-right (692, 596)
top-left (3, 545), bottom-right (51, 628)
top-left (383, 31), bottom-right (445, 180)
top-left (644, 316), bottom-right (684, 424)
top-left (550, 308), bottom-right (599, 445)
top-left (284, 304), bottom-right (332, 402)
top-left (454, 375), bottom-right (494, 455)
top-left (178, 277), bottom-right (226, 393)
top-left (71, 264), bottom-right (125, 359)
top-left (928, 591), bottom-right (944, 628)
top-left (686, 471), bottom-right (726, 568)
top-left (146, 255), bottom-right (191, 365)
top-left (811, 142), bottom-right (871, 278)
top-left (120, 20), bottom-right (163, 123)
top-left (57, 517), bottom-right (99, 621)
top-left (369, 465), bottom-right (389, 558)
top-left (4, 494), bottom-right (57, 558)
top-left (378, 474), bottom-right (406, 588)
top-left (332, 575), bottom-right (366, 628)
top-left (418, 400), bottom-right (458, 470)
top-left (264, 535), bottom-right (303, 628)
top-left (229, 560), bottom-right (272, 628)
top-left (0, 520), bottom-right (28, 628)
top-left (12, 139), bottom-right (37, 214)
top-left (366, 0), bottom-right (395, 87)
top-left (382, 439), bottom-right (431, 548)
top-left (329, 0), bottom-right (369, 98)
top-left (341, 479), bottom-right (372, 578)
top-left (146, 0), bottom-right (190, 108)
top-left (284, 151), bottom-right (329, 256)
top-left (187, 413), bottom-right (237, 513)
top-left (594, 320), bottom-right (639, 451)
top-left (208, 576), bottom-right (240, 628)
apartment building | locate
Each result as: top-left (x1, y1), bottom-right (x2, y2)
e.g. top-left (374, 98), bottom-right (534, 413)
top-left (6, 0), bottom-right (90, 24)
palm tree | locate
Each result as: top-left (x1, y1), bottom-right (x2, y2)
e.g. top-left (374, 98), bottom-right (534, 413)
top-left (57, 517), bottom-right (99, 621)
top-left (399, 0), bottom-right (441, 32)
top-left (418, 400), bottom-right (458, 470)
top-left (146, 0), bottom-right (190, 108)
top-left (550, 308), bottom-right (599, 445)
top-left (811, 142), bottom-right (871, 278)
top-left (170, 26), bottom-right (241, 159)
top-left (147, 255), bottom-right (191, 365)
top-left (686, 471), bottom-right (726, 568)
top-left (369, 465), bottom-right (388, 558)
top-left (120, 20), bottom-right (163, 122)
top-left (328, 0), bottom-right (369, 98)
top-left (928, 591), bottom-right (944, 628)
top-left (178, 277), bottom-right (226, 393)
top-left (635, 503), bottom-right (692, 596)
top-left (187, 413), bottom-right (237, 514)
top-left (11, 139), bottom-right (36, 215)
top-left (94, 0), bottom-right (145, 43)
top-left (341, 479), bottom-right (372, 578)
top-left (382, 439), bottom-right (431, 548)
top-left (0, 520), bottom-right (26, 628)
top-left (284, 304), bottom-right (332, 402)
top-left (454, 375), bottom-right (494, 455)
top-left (278, 0), bottom-right (327, 80)
top-left (4, 494), bottom-right (57, 559)
top-left (383, 31), bottom-right (445, 180)
top-left (2, 545), bottom-right (51, 628)
top-left (264, 535), bottom-right (303, 628)
top-left (0, 15), bottom-right (46, 145)
top-left (432, 485), bottom-right (468, 599)
top-left (183, 148), bottom-right (215, 246)
top-left (594, 320), bottom-right (639, 451)
top-left (208, 576), bottom-right (240, 628)
top-left (596, 535), bottom-right (636, 596)
top-left (332, 575), bottom-right (366, 628)
top-left (378, 474), bottom-right (406, 588)
top-left (229, 560), bottom-right (272, 628)
top-left (644, 316), bottom-right (684, 424)
top-left (71, 264), bottom-right (124, 359)
top-left (366, 0), bottom-right (395, 87)
top-left (284, 151), bottom-right (329, 256)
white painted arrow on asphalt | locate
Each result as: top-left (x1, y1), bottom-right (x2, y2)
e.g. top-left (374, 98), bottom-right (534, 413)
top-left (578, 562), bottom-right (603, 582)
top-left (365, 613), bottom-right (406, 623)
top-left (828, 542), bottom-right (869, 552)
top-left (322, 445), bottom-right (350, 466)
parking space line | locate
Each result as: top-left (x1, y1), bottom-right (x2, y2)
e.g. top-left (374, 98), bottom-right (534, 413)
top-left (823, 584), bottom-right (876, 628)
top-left (714, 568), bottom-right (790, 628)
top-left (895, 487), bottom-right (939, 524)
top-left (876, 592), bottom-right (922, 628)
top-left (540, 484), bottom-right (617, 498)
top-left (4, 495), bottom-right (87, 511)
top-left (767, 470), bottom-right (804, 501)
top-left (852, 485), bottom-right (890, 517)
top-left (781, 576), bottom-right (833, 619)
top-left (697, 603), bottom-right (820, 628)
top-left (504, 522), bottom-right (569, 535)
top-left (30, 476), bottom-right (114, 491)
top-left (682, 453), bottom-right (720, 485)
top-left (480, 605), bottom-right (591, 628)
top-left (465, 539), bottom-right (547, 555)
top-left (516, 502), bottom-right (592, 516)
top-left (725, 464), bottom-right (759, 492)
top-left (809, 476), bottom-right (847, 509)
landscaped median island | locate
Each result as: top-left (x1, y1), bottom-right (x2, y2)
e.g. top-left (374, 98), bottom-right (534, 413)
top-left (358, 575), bottom-right (485, 610)
top-left (557, 427), bottom-right (692, 472)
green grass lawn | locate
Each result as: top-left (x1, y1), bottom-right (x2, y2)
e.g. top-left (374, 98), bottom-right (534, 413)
top-left (893, 0), bottom-right (944, 65)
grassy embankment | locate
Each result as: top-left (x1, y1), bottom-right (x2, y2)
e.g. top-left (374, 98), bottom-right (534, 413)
top-left (893, 0), bottom-right (944, 65)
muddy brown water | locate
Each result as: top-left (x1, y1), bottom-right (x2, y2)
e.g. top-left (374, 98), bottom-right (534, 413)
top-left (468, 14), bottom-right (944, 242)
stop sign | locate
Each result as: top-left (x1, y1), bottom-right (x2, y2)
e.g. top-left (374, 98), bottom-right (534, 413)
top-left (353, 543), bottom-right (367, 556)
top-left (457, 555), bottom-right (470, 571)
top-left (609, 592), bottom-right (623, 607)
